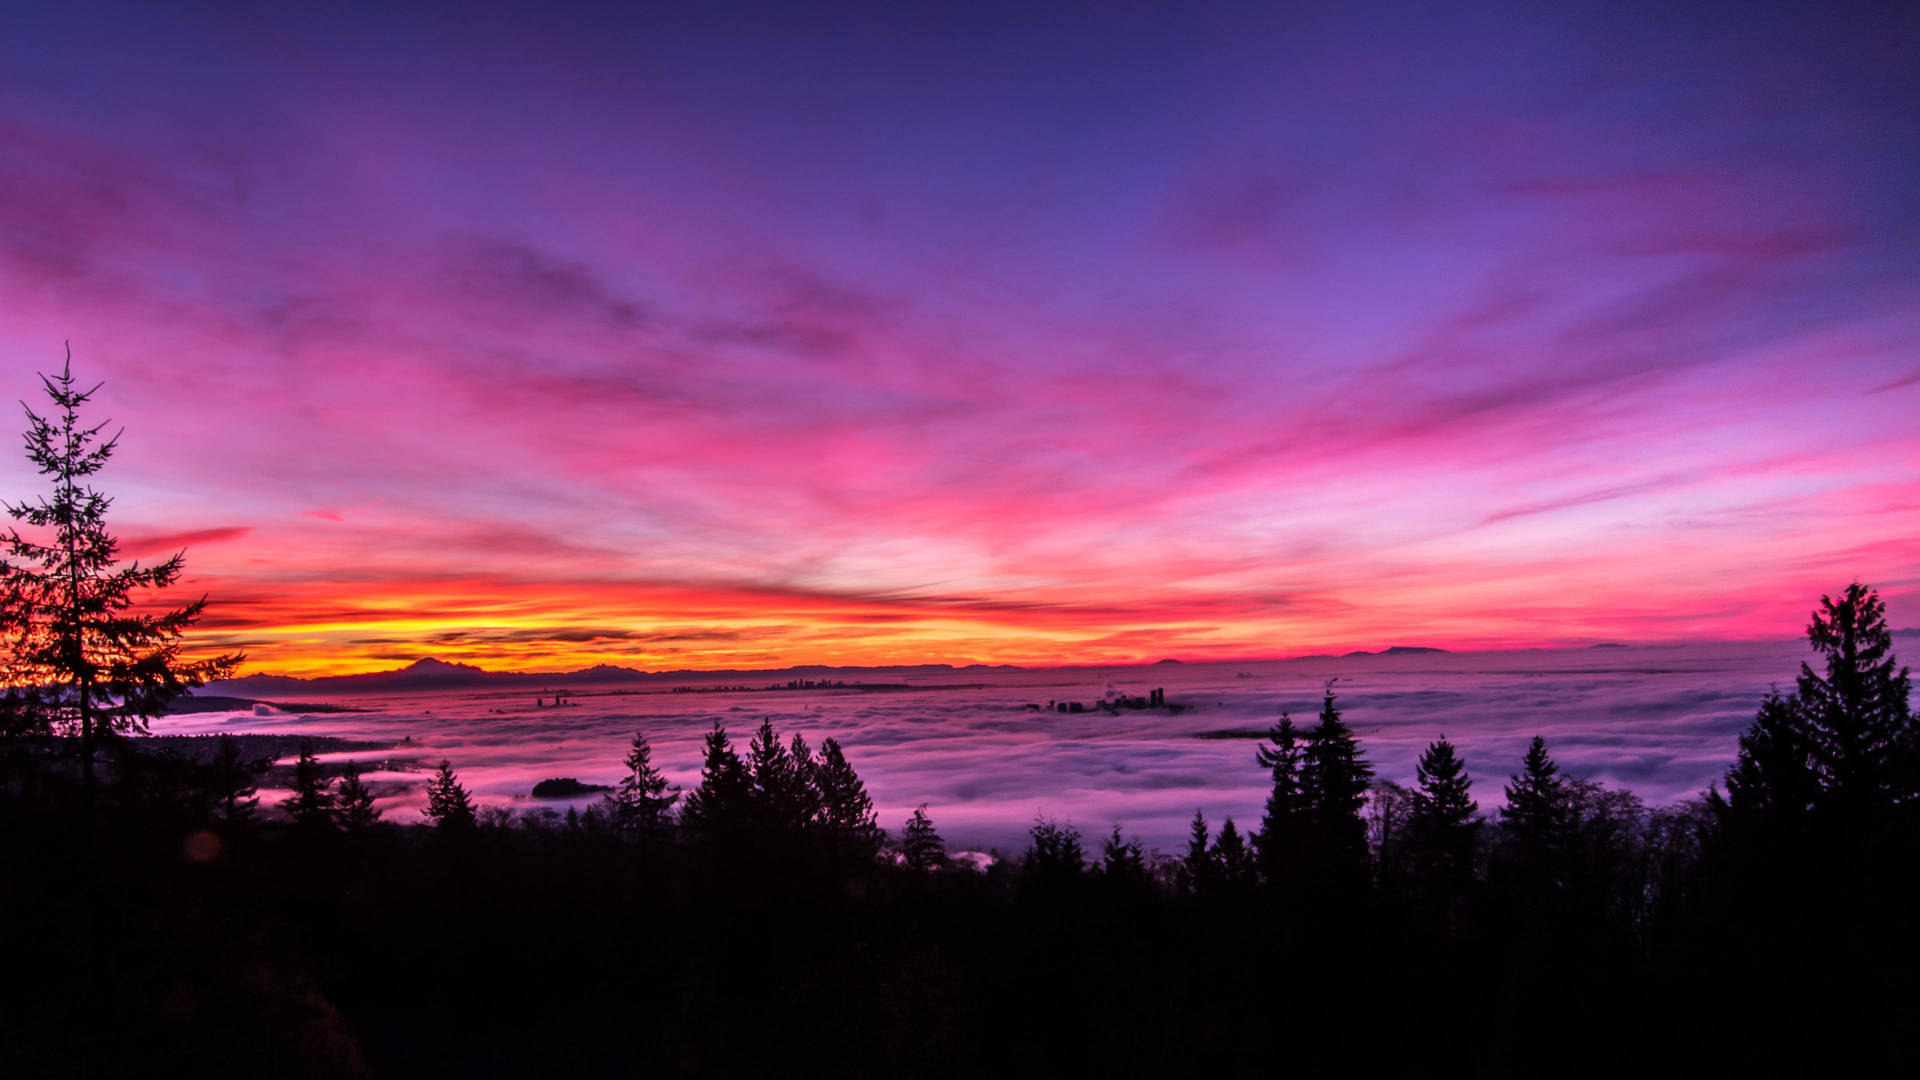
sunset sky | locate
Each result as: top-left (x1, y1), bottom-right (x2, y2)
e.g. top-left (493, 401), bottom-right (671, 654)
top-left (1, 1), bottom-right (1916, 676)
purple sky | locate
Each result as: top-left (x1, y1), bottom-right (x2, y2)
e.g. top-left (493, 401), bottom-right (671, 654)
top-left (1, 1), bottom-right (1916, 674)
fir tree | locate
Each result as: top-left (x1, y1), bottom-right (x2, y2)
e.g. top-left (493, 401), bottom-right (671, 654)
top-left (422, 759), bottom-right (476, 830)
top-left (902, 803), bottom-right (947, 871)
top-left (333, 761), bottom-right (380, 832)
top-left (1502, 735), bottom-right (1570, 878)
top-left (1301, 684), bottom-right (1374, 886)
top-left (208, 734), bottom-right (264, 823)
top-left (747, 718), bottom-right (815, 832)
top-left (603, 731), bottom-right (679, 838)
top-left (280, 741), bottom-right (335, 828)
top-left (1098, 824), bottom-right (1149, 891)
top-left (679, 723), bottom-right (753, 842)
top-left (1254, 712), bottom-right (1305, 884)
top-left (788, 732), bottom-right (821, 825)
top-left (814, 737), bottom-right (882, 855)
top-left (1182, 808), bottom-right (1213, 894)
top-left (0, 349), bottom-right (241, 806)
top-left (1717, 688), bottom-right (1817, 834)
top-left (1796, 583), bottom-right (1914, 814)
top-left (1409, 736), bottom-right (1478, 894)
top-left (1023, 814), bottom-right (1085, 887)
top-left (1211, 816), bottom-right (1256, 888)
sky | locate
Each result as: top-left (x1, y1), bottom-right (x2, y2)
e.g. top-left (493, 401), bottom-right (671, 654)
top-left (1, 1), bottom-right (1916, 677)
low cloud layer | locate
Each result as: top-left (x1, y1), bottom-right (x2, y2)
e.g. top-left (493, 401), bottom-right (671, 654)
top-left (155, 640), bottom-right (1816, 853)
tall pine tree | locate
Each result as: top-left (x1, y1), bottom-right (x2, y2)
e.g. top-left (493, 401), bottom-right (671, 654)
top-left (0, 349), bottom-right (241, 807)
top-left (1301, 684), bottom-right (1373, 889)
top-left (680, 723), bottom-right (753, 843)
top-left (1022, 814), bottom-right (1085, 890)
top-left (333, 761), bottom-right (381, 831)
top-left (902, 804), bottom-right (947, 871)
top-left (813, 737), bottom-right (882, 856)
top-left (787, 732), bottom-right (822, 826)
top-left (1182, 808), bottom-right (1213, 894)
top-left (603, 730), bottom-right (679, 838)
top-left (1796, 583), bottom-right (1914, 815)
top-left (1254, 712), bottom-right (1305, 885)
top-left (747, 718), bottom-right (812, 832)
top-left (1501, 735), bottom-right (1570, 883)
top-left (1098, 825), bottom-right (1149, 893)
top-left (208, 734), bottom-right (265, 823)
top-left (280, 741), bottom-right (335, 829)
top-left (1211, 816), bottom-right (1256, 889)
top-left (1717, 689), bottom-right (1817, 835)
top-left (422, 759), bottom-right (476, 830)
top-left (1409, 736), bottom-right (1478, 896)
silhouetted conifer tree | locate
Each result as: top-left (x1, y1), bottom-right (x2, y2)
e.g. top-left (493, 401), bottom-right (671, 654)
top-left (0, 349), bottom-right (241, 808)
top-left (280, 741), bottom-right (335, 828)
top-left (1098, 825), bottom-right (1149, 892)
top-left (1410, 736), bottom-right (1478, 895)
top-left (1211, 816), bottom-right (1256, 888)
top-left (422, 759), bottom-right (476, 830)
top-left (1023, 814), bottom-right (1085, 886)
top-left (209, 734), bottom-right (264, 823)
top-left (680, 723), bottom-right (752, 842)
top-left (1716, 689), bottom-right (1817, 835)
top-left (1254, 713), bottom-right (1305, 884)
top-left (604, 731), bottom-right (679, 838)
top-left (1502, 736), bottom-right (1570, 880)
top-left (1301, 684), bottom-right (1374, 888)
top-left (814, 737), bottom-right (882, 855)
top-left (1715, 585), bottom-right (1915, 851)
top-left (1182, 808), bottom-right (1213, 894)
top-left (333, 761), bottom-right (380, 831)
top-left (788, 732), bottom-right (821, 825)
top-left (902, 804), bottom-right (947, 871)
top-left (1796, 583), bottom-right (1914, 815)
top-left (748, 718), bottom-right (808, 831)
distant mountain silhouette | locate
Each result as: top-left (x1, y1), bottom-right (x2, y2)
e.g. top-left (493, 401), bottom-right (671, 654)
top-left (394, 657), bottom-right (489, 681)
top-left (202, 657), bottom-right (1028, 697)
top-left (1341, 646), bottom-right (1450, 657)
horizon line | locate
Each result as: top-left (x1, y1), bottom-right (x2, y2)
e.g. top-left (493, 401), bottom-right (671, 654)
top-left (204, 633), bottom-right (1863, 684)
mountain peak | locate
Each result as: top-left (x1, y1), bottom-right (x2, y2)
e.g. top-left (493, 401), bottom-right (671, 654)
top-left (401, 657), bottom-right (486, 676)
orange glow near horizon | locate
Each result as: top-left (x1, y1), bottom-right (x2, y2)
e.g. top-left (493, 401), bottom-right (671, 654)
top-left (176, 545), bottom-right (1909, 678)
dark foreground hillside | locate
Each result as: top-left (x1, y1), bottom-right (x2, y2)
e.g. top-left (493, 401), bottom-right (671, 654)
top-left (2, 745), bottom-right (1916, 1077)
top-left (5, 583), bottom-right (1919, 1077)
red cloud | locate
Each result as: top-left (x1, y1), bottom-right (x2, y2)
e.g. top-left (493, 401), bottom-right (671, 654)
top-left (118, 526), bottom-right (252, 559)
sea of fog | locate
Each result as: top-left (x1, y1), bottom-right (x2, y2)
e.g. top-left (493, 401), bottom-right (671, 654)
top-left (150, 640), bottom-right (1817, 855)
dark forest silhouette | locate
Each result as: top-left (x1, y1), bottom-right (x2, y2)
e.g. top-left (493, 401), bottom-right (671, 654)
top-left (2, 361), bottom-right (1917, 1076)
